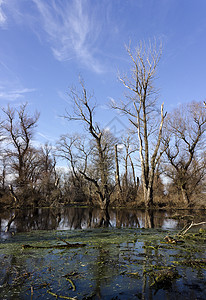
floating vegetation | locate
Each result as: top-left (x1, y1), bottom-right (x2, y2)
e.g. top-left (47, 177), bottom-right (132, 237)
top-left (150, 267), bottom-right (181, 289)
top-left (0, 226), bottom-right (205, 299)
top-left (173, 259), bottom-right (206, 269)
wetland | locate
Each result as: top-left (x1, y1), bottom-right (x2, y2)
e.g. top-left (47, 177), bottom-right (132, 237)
top-left (0, 207), bottom-right (206, 299)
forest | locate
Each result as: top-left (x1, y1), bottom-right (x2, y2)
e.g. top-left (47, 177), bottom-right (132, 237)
top-left (0, 42), bottom-right (206, 211)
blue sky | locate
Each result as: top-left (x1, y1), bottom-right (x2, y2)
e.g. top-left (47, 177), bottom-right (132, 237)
top-left (0, 0), bottom-right (206, 147)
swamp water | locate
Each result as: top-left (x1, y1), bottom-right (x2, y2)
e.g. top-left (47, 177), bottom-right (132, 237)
top-left (0, 208), bottom-right (206, 299)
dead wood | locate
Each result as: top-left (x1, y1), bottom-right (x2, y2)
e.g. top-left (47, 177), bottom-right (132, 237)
top-left (22, 242), bottom-right (86, 249)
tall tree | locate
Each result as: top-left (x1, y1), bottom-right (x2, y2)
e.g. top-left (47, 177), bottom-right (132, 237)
top-left (37, 143), bottom-right (58, 201)
top-left (112, 40), bottom-right (166, 208)
top-left (163, 101), bottom-right (206, 205)
top-left (57, 134), bottom-right (90, 203)
top-left (2, 103), bottom-right (39, 191)
top-left (64, 79), bottom-right (115, 210)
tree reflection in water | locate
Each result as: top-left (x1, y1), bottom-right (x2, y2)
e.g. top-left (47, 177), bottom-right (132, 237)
top-left (0, 207), bottom-right (205, 234)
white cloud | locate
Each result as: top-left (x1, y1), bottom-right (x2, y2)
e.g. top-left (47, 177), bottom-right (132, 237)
top-left (0, 87), bottom-right (36, 101)
top-left (32, 0), bottom-right (106, 73)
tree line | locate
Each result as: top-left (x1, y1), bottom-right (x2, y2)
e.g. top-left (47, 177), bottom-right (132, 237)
top-left (0, 41), bottom-right (206, 210)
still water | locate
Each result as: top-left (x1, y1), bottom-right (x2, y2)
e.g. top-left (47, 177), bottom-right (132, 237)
top-left (0, 207), bottom-right (206, 299)
top-left (1, 207), bottom-right (205, 233)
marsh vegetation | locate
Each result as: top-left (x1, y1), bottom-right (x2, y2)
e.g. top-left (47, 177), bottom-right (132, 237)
top-left (0, 207), bottom-right (206, 299)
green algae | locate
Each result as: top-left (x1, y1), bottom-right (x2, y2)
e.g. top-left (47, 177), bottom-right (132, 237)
top-left (0, 227), bottom-right (206, 299)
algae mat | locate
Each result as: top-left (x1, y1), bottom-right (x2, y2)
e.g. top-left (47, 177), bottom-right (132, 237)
top-left (0, 228), bottom-right (206, 299)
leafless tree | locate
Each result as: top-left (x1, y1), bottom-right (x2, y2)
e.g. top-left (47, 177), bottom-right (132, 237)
top-left (121, 133), bottom-right (138, 192)
top-left (112, 40), bottom-right (167, 207)
top-left (163, 101), bottom-right (206, 205)
top-left (64, 79), bottom-right (115, 210)
top-left (56, 133), bottom-right (91, 203)
top-left (2, 103), bottom-right (39, 194)
top-left (37, 143), bottom-right (59, 202)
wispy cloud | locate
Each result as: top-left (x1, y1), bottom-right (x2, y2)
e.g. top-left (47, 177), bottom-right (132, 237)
top-left (32, 0), bottom-right (106, 73)
top-left (0, 87), bottom-right (36, 101)
top-left (36, 132), bottom-right (55, 142)
top-left (0, 0), bottom-right (111, 73)
top-left (0, 0), bottom-right (6, 26)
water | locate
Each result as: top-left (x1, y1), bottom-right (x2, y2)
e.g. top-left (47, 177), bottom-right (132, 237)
top-left (1, 207), bottom-right (205, 234)
top-left (0, 207), bottom-right (205, 299)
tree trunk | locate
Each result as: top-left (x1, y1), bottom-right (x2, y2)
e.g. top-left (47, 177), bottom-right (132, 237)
top-left (144, 209), bottom-right (154, 228)
top-left (100, 197), bottom-right (110, 211)
top-left (97, 208), bottom-right (110, 227)
top-left (115, 145), bottom-right (122, 198)
top-left (146, 186), bottom-right (154, 208)
top-left (181, 184), bottom-right (190, 206)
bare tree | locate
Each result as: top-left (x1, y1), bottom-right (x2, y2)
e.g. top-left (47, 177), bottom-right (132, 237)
top-left (163, 101), bottom-right (206, 205)
top-left (56, 133), bottom-right (91, 203)
top-left (122, 133), bottom-right (138, 191)
top-left (64, 79), bottom-right (115, 210)
top-left (36, 143), bottom-right (58, 202)
top-left (112, 40), bottom-right (167, 208)
top-left (2, 103), bottom-right (39, 194)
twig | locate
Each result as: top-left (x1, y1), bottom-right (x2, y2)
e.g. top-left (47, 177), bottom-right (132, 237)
top-left (57, 237), bottom-right (71, 246)
top-left (66, 278), bottom-right (76, 291)
top-left (47, 290), bottom-right (76, 299)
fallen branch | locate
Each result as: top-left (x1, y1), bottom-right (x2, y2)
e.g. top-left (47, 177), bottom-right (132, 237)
top-left (22, 242), bottom-right (86, 249)
top-left (179, 221), bottom-right (206, 235)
